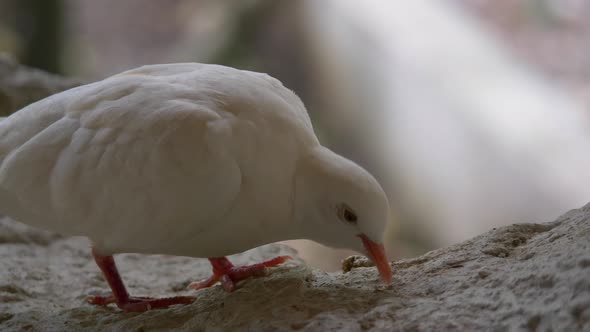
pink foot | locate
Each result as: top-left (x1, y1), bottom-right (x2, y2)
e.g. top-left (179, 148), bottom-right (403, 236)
top-left (87, 294), bottom-right (195, 312)
top-left (188, 255), bottom-right (291, 292)
top-left (89, 249), bottom-right (196, 312)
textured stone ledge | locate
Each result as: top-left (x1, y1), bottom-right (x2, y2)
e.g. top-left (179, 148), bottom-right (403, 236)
top-left (0, 202), bottom-right (588, 331)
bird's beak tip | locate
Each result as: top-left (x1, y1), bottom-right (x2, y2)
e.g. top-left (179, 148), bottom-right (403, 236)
top-left (359, 234), bottom-right (393, 284)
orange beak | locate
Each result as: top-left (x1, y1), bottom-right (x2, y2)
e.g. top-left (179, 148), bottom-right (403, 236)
top-left (359, 234), bottom-right (392, 284)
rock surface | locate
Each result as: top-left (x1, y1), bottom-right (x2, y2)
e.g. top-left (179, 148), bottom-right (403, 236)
top-left (1, 203), bottom-right (589, 331)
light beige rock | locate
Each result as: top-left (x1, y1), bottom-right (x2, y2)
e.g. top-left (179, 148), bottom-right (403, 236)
top-left (1, 203), bottom-right (589, 331)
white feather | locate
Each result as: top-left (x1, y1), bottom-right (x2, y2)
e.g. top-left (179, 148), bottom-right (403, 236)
top-left (0, 63), bottom-right (318, 257)
top-left (0, 63), bottom-right (390, 263)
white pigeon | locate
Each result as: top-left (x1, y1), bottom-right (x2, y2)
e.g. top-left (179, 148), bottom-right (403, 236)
top-left (0, 63), bottom-right (392, 312)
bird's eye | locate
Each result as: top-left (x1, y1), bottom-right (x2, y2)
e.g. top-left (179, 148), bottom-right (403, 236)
top-left (337, 204), bottom-right (358, 224)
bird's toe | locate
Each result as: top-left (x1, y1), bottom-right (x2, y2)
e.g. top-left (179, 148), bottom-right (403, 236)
top-left (86, 293), bottom-right (116, 306)
top-left (187, 255), bottom-right (292, 293)
top-left (119, 296), bottom-right (196, 312)
top-left (87, 293), bottom-right (196, 312)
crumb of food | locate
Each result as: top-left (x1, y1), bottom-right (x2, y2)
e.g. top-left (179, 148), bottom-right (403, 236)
top-left (341, 255), bottom-right (374, 273)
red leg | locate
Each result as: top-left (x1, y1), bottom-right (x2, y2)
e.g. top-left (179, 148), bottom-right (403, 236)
top-left (188, 255), bottom-right (291, 292)
top-left (87, 248), bottom-right (196, 312)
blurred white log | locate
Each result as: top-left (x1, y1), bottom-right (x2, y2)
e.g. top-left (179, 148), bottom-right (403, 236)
top-left (299, 0), bottom-right (590, 256)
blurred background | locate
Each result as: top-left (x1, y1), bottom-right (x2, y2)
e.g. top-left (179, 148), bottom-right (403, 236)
top-left (1, 0), bottom-right (590, 270)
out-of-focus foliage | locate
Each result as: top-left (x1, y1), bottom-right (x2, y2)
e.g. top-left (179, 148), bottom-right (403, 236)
top-left (0, 0), bottom-right (64, 74)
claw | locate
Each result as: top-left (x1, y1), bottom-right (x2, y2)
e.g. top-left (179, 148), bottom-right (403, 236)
top-left (188, 255), bottom-right (292, 292)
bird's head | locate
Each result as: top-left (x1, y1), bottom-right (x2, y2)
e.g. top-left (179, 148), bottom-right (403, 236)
top-left (293, 146), bottom-right (392, 283)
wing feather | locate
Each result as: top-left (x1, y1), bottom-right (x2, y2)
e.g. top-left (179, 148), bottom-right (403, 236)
top-left (0, 63), bottom-right (318, 256)
top-left (0, 73), bottom-right (243, 255)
